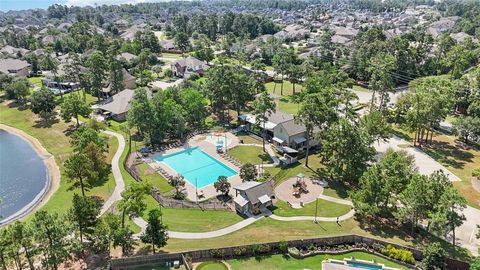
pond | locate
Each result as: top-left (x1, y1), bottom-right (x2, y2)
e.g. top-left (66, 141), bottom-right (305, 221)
top-left (0, 129), bottom-right (49, 225)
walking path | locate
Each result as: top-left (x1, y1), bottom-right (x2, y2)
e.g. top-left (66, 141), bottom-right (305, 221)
top-left (100, 130), bottom-right (126, 215)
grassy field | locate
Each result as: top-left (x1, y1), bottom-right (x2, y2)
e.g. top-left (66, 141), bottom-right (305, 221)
top-left (0, 100), bottom-right (118, 217)
top-left (228, 145), bottom-right (273, 165)
top-left (136, 163), bottom-right (174, 194)
top-left (265, 80), bottom-right (303, 96)
top-left (273, 199), bottom-right (352, 218)
top-left (393, 126), bottom-right (480, 208)
top-left (236, 133), bottom-right (263, 144)
top-left (227, 251), bottom-right (409, 270)
top-left (160, 208), bottom-right (244, 233)
top-left (278, 99), bottom-right (300, 115)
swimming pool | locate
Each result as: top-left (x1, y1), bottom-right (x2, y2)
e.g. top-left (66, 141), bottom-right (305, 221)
top-left (155, 147), bottom-right (237, 188)
top-left (347, 261), bottom-right (383, 269)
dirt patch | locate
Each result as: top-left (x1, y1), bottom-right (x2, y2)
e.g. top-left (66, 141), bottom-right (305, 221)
top-left (472, 177), bottom-right (480, 193)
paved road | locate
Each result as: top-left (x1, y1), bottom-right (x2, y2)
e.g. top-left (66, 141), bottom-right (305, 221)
top-left (100, 130), bottom-right (126, 215)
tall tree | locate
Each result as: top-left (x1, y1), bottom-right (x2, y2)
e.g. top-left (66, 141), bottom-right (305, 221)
top-left (252, 91), bottom-right (276, 152)
top-left (118, 182), bottom-right (151, 228)
top-left (297, 90), bottom-right (338, 167)
top-left (70, 126), bottom-right (106, 152)
top-left (68, 194), bottom-right (101, 245)
top-left (214, 176), bottom-right (231, 197)
top-left (60, 92), bottom-right (92, 127)
top-left (86, 50), bottom-right (108, 100)
top-left (30, 87), bottom-right (56, 124)
top-left (368, 53), bottom-right (396, 111)
top-left (127, 88), bottom-right (155, 142)
top-left (319, 118), bottom-right (375, 183)
top-left (429, 187), bottom-right (467, 248)
top-left (64, 153), bottom-right (93, 197)
top-left (32, 211), bottom-right (72, 270)
top-left (174, 32), bottom-right (190, 55)
top-left (9, 222), bottom-right (36, 270)
top-left (141, 209), bottom-right (168, 254)
top-left (239, 163), bottom-right (258, 182)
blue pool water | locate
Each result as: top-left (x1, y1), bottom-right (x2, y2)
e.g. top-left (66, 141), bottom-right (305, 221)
top-left (155, 147), bottom-right (237, 188)
top-left (347, 261), bottom-right (383, 269)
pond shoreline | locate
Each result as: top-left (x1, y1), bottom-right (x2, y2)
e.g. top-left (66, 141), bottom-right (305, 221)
top-left (0, 124), bottom-right (60, 226)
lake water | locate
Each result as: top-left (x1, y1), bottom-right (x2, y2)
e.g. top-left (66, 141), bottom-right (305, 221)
top-left (0, 129), bottom-right (48, 224)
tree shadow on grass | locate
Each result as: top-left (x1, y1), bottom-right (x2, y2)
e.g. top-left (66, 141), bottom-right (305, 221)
top-left (423, 141), bottom-right (474, 170)
top-left (6, 100), bottom-right (28, 111)
top-left (259, 152), bottom-right (273, 163)
top-left (32, 117), bottom-right (59, 128)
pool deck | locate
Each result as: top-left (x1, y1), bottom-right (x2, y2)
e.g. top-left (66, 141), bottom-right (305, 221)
top-left (146, 132), bottom-right (243, 201)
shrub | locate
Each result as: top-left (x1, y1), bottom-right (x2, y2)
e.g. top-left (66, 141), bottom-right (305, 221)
top-left (381, 245), bottom-right (415, 264)
top-left (473, 168), bottom-right (480, 178)
top-left (233, 246), bottom-right (248, 256)
top-left (278, 241), bottom-right (288, 254)
top-left (210, 248), bottom-right (225, 259)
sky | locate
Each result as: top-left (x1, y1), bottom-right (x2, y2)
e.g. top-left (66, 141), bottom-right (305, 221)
top-left (0, 0), bottom-right (167, 12)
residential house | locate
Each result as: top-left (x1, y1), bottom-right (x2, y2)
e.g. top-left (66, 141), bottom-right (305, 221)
top-left (274, 24), bottom-right (310, 41)
top-left (170, 56), bottom-right (209, 78)
top-left (101, 68), bottom-right (136, 97)
top-left (238, 110), bottom-right (318, 151)
top-left (95, 89), bottom-right (135, 121)
top-left (160, 39), bottom-right (177, 52)
top-left (233, 181), bottom-right (274, 215)
top-left (0, 58), bottom-right (31, 76)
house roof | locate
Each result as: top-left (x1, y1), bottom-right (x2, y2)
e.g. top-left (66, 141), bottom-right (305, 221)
top-left (233, 181), bottom-right (273, 205)
top-left (96, 89), bottom-right (135, 115)
top-left (0, 58), bottom-right (30, 75)
top-left (279, 119), bottom-right (307, 136)
top-left (267, 110), bottom-right (294, 125)
top-left (170, 56), bottom-right (207, 69)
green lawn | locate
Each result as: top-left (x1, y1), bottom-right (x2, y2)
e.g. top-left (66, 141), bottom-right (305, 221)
top-left (228, 145), bottom-right (273, 165)
top-left (265, 80), bottom-right (303, 96)
top-left (236, 133), bottom-right (263, 144)
top-left (27, 76), bottom-right (43, 88)
top-left (227, 252), bottom-right (409, 270)
top-left (0, 100), bottom-right (119, 218)
top-left (278, 99), bottom-right (299, 115)
top-left (273, 199), bottom-right (352, 218)
top-left (137, 163), bottom-right (174, 194)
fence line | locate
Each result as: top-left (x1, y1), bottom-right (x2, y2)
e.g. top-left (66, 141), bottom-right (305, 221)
top-left (110, 234), bottom-right (470, 270)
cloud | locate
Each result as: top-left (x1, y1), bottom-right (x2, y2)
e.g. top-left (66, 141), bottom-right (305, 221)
top-left (64, 0), bottom-right (167, 7)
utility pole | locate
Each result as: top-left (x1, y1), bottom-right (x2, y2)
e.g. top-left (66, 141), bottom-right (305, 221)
top-left (314, 197), bottom-right (318, 224)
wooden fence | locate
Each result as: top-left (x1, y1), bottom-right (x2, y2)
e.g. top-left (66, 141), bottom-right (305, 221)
top-left (110, 234), bottom-right (470, 270)
top-left (125, 152), bottom-right (233, 211)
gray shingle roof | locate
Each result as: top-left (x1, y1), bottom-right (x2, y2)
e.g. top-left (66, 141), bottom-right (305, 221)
top-left (0, 58), bottom-right (30, 74)
top-left (96, 89), bottom-right (135, 115)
